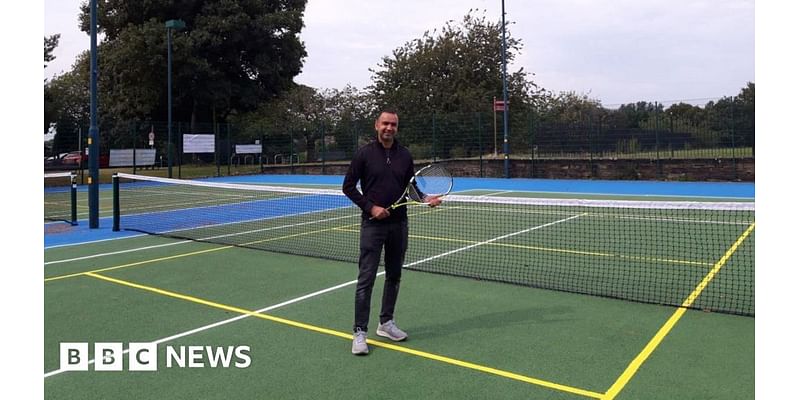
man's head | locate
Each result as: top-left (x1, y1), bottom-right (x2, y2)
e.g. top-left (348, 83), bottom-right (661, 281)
top-left (374, 110), bottom-right (399, 147)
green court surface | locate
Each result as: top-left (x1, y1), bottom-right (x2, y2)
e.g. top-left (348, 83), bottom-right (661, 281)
top-left (44, 218), bottom-right (754, 399)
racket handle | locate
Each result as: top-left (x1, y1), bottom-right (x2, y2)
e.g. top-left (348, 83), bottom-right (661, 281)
top-left (368, 206), bottom-right (391, 220)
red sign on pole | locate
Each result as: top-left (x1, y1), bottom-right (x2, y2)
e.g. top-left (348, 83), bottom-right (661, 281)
top-left (493, 99), bottom-right (507, 112)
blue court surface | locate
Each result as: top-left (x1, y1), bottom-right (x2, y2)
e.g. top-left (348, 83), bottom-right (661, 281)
top-left (45, 175), bottom-right (754, 249)
top-left (212, 174), bottom-right (754, 199)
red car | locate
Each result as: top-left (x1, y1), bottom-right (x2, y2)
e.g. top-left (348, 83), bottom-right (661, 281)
top-left (58, 151), bottom-right (109, 168)
top-left (61, 151), bottom-right (87, 165)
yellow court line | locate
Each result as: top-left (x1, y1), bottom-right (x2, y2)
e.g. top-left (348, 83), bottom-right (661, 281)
top-left (44, 245), bottom-right (233, 282)
top-left (601, 222), bottom-right (755, 400)
top-left (45, 207), bottom-right (446, 282)
top-left (336, 228), bottom-right (711, 267)
top-left (44, 221), bottom-right (363, 282)
top-left (84, 272), bottom-right (604, 399)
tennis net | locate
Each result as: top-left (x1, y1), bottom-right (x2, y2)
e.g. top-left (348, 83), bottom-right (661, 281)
top-left (44, 172), bottom-right (78, 225)
top-left (112, 173), bottom-right (755, 316)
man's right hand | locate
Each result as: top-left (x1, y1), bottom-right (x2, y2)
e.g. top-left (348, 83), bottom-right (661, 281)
top-left (370, 205), bottom-right (390, 220)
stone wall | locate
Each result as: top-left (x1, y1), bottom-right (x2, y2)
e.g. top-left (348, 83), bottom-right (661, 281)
top-left (261, 158), bottom-right (754, 182)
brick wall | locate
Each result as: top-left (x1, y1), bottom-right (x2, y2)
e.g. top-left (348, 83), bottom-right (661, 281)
top-left (261, 158), bottom-right (754, 182)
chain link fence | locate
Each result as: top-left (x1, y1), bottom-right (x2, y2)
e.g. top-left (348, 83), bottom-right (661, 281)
top-left (45, 109), bottom-right (754, 181)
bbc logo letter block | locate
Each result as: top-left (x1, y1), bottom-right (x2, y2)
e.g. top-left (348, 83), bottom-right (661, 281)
top-left (59, 343), bottom-right (251, 371)
top-left (60, 343), bottom-right (157, 371)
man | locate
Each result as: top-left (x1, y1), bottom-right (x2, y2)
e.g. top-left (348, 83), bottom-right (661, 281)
top-left (342, 110), bottom-right (442, 355)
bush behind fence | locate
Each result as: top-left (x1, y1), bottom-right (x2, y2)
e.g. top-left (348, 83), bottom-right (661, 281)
top-left (46, 110), bottom-right (754, 181)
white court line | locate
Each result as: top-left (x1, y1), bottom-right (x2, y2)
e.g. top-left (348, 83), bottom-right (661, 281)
top-left (451, 187), bottom-right (753, 201)
top-left (43, 278), bottom-right (360, 379)
top-left (45, 233), bottom-right (149, 250)
top-left (44, 212), bottom-right (580, 379)
top-left (45, 209), bottom-right (359, 265)
top-left (480, 190), bottom-right (513, 197)
top-left (45, 240), bottom-right (190, 265)
top-left (404, 213), bottom-right (586, 266)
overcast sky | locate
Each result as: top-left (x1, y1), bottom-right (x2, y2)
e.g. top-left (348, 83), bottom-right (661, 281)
top-left (44, 0), bottom-right (754, 106)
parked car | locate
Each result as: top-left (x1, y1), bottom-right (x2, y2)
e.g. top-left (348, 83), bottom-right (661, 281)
top-left (46, 151), bottom-right (110, 169)
top-left (61, 151), bottom-right (87, 165)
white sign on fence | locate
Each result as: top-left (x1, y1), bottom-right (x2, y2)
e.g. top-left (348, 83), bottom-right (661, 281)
top-left (183, 134), bottom-right (215, 154)
top-left (109, 149), bottom-right (157, 167)
top-left (235, 144), bottom-right (262, 154)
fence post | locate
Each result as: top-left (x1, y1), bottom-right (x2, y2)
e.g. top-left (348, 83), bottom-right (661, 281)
top-left (78, 126), bottom-right (85, 185)
top-left (112, 173), bottom-right (120, 231)
top-left (432, 113), bottom-right (437, 163)
top-left (260, 130), bottom-right (265, 173)
top-left (320, 122), bottom-right (326, 175)
top-left (669, 114), bottom-right (674, 160)
top-left (215, 122), bottom-right (220, 177)
top-left (132, 123), bottom-right (138, 175)
top-left (730, 105), bottom-right (737, 180)
top-left (177, 122), bottom-right (182, 179)
top-left (478, 112), bottom-right (483, 178)
top-left (227, 123), bottom-right (231, 176)
top-left (656, 111), bottom-right (662, 179)
top-left (587, 115), bottom-right (593, 178)
top-left (289, 129), bottom-right (295, 174)
top-left (529, 112), bottom-right (535, 178)
top-left (70, 172), bottom-right (78, 225)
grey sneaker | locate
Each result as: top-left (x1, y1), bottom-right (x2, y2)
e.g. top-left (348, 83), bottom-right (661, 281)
top-left (352, 329), bottom-right (369, 355)
top-left (376, 320), bottom-right (408, 341)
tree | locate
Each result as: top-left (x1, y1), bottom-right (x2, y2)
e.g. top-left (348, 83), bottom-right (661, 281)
top-left (44, 34), bottom-right (61, 69)
top-left (537, 91), bottom-right (605, 123)
top-left (45, 34), bottom-right (63, 136)
top-left (370, 9), bottom-right (541, 116)
top-left (733, 82), bottom-right (755, 150)
top-left (703, 82), bottom-right (755, 150)
top-left (231, 83), bottom-right (377, 162)
top-left (369, 10), bottom-right (543, 159)
top-left (78, 0), bottom-right (307, 128)
top-left (665, 103), bottom-right (705, 127)
top-left (230, 84), bottom-right (327, 162)
top-left (322, 85), bottom-right (376, 156)
top-left (45, 52), bottom-right (91, 154)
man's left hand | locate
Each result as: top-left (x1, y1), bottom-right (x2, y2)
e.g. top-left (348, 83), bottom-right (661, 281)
top-left (424, 195), bottom-right (443, 207)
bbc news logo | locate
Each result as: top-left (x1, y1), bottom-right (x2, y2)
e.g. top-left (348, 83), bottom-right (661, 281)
top-left (60, 343), bottom-right (251, 371)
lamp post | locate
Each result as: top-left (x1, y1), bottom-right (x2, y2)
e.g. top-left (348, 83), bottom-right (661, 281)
top-left (501, 0), bottom-right (510, 178)
top-left (166, 19), bottom-right (185, 178)
top-left (88, 0), bottom-right (99, 228)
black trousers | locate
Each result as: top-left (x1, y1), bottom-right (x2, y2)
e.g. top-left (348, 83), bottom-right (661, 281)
top-left (353, 218), bottom-right (408, 332)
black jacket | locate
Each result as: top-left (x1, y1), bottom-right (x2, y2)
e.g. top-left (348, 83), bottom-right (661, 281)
top-left (342, 139), bottom-right (415, 222)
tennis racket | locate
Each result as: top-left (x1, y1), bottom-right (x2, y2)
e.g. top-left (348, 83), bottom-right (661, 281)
top-left (371, 164), bottom-right (452, 220)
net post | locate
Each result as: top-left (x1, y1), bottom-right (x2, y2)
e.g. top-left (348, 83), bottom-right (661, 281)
top-left (112, 173), bottom-right (120, 232)
top-left (70, 172), bottom-right (78, 225)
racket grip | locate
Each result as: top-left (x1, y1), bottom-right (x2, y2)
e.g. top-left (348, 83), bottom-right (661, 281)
top-left (368, 207), bottom-right (391, 220)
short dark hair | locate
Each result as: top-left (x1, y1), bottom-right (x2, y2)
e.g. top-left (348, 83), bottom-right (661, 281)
top-left (376, 108), bottom-right (398, 120)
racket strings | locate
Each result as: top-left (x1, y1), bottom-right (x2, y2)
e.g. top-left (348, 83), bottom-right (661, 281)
top-left (414, 165), bottom-right (453, 197)
top-left (407, 183), bottom-right (425, 202)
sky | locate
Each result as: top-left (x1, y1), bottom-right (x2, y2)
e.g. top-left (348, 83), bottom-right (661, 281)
top-left (44, 0), bottom-right (754, 107)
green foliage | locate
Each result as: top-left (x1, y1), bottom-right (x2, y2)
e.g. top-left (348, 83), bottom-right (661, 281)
top-left (45, 52), bottom-right (91, 153)
top-left (407, 143), bottom-right (433, 160)
top-left (77, 0), bottom-right (307, 126)
top-left (615, 137), bottom-right (641, 154)
top-left (536, 91), bottom-right (605, 123)
top-left (230, 83), bottom-right (377, 160)
top-left (370, 9), bottom-right (542, 116)
top-left (44, 34), bottom-right (60, 69)
top-left (44, 33), bottom-right (63, 138)
top-left (449, 145), bottom-right (467, 159)
top-left (46, 3), bottom-right (754, 167)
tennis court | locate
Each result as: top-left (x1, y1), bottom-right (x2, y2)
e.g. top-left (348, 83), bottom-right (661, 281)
top-left (44, 174), bottom-right (755, 399)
